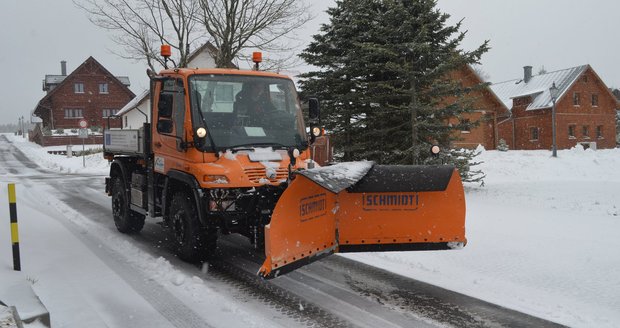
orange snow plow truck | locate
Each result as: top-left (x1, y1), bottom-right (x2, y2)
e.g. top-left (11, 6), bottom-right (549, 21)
top-left (103, 50), bottom-right (466, 279)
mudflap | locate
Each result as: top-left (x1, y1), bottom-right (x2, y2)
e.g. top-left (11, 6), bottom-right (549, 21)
top-left (258, 162), bottom-right (466, 279)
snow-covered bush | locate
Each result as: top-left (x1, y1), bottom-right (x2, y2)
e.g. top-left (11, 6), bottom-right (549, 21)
top-left (42, 127), bottom-right (52, 136)
top-left (497, 138), bottom-right (509, 151)
top-left (54, 128), bottom-right (64, 135)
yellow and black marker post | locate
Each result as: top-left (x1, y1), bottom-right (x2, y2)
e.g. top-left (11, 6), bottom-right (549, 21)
top-left (8, 183), bottom-right (20, 271)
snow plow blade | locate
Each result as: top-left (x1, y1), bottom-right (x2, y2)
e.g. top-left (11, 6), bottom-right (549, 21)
top-left (258, 162), bottom-right (466, 279)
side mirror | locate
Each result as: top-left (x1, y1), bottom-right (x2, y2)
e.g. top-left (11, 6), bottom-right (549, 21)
top-left (158, 93), bottom-right (174, 118)
top-left (157, 119), bottom-right (174, 134)
top-left (308, 98), bottom-right (320, 120)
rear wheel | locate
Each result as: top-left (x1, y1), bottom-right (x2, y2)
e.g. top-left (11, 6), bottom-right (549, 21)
top-left (111, 176), bottom-right (145, 233)
top-left (169, 191), bottom-right (216, 261)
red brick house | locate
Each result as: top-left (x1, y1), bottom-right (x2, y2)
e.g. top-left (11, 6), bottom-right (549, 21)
top-left (33, 57), bottom-right (135, 130)
top-left (491, 65), bottom-right (618, 150)
top-left (447, 65), bottom-right (509, 150)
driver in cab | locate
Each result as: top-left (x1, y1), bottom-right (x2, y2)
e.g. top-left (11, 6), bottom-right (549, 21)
top-left (233, 82), bottom-right (275, 125)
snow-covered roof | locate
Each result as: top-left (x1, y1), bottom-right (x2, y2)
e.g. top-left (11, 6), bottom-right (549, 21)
top-left (117, 89), bottom-right (149, 116)
top-left (490, 65), bottom-right (588, 111)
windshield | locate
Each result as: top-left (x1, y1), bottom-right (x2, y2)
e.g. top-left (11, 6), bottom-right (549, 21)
top-left (189, 74), bottom-right (307, 151)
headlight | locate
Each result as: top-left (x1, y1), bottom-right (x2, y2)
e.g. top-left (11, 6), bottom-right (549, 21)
top-left (196, 127), bottom-right (207, 138)
top-left (312, 127), bottom-right (322, 137)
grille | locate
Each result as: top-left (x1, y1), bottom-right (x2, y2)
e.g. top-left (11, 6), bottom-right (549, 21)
top-left (244, 167), bottom-right (288, 183)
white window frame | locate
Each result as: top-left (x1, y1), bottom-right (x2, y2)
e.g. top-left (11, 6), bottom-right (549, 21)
top-left (530, 127), bottom-right (539, 141)
top-left (64, 108), bottom-right (84, 118)
top-left (591, 94), bottom-right (598, 107)
top-left (582, 125), bottom-right (590, 139)
top-left (74, 83), bottom-right (85, 94)
top-left (573, 92), bottom-right (580, 106)
top-left (568, 124), bottom-right (576, 139)
top-left (102, 109), bottom-right (118, 118)
top-left (99, 83), bottom-right (109, 94)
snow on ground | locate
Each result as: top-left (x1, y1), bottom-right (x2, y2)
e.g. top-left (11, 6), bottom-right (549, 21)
top-left (344, 144), bottom-right (620, 328)
top-left (2, 134), bottom-right (619, 327)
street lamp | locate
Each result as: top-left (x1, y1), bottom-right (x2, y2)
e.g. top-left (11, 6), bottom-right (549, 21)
top-left (549, 82), bottom-right (559, 157)
top-left (17, 117), bottom-right (23, 137)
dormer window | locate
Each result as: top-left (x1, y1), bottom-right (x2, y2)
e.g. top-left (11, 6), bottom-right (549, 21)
top-left (74, 83), bottom-right (85, 94)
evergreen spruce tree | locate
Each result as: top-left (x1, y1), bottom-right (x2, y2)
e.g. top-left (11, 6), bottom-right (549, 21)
top-left (300, 0), bottom-right (489, 181)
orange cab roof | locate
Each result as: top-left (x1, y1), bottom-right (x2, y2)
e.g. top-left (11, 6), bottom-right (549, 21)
top-left (160, 68), bottom-right (292, 80)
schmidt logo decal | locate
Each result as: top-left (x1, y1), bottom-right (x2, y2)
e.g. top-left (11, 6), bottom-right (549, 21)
top-left (363, 193), bottom-right (419, 211)
top-left (299, 193), bottom-right (327, 222)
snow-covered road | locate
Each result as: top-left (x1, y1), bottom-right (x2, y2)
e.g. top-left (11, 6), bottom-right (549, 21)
top-left (2, 134), bottom-right (619, 327)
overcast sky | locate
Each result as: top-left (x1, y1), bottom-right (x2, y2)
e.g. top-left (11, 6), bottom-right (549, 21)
top-left (1, 0), bottom-right (619, 125)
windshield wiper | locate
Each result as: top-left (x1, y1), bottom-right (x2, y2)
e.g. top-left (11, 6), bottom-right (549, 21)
top-left (229, 142), bottom-right (290, 152)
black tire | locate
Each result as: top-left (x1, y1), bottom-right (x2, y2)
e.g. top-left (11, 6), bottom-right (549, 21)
top-left (169, 191), bottom-right (216, 261)
top-left (111, 177), bottom-right (145, 233)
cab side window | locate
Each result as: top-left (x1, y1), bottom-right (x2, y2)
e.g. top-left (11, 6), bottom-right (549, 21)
top-left (157, 79), bottom-right (186, 149)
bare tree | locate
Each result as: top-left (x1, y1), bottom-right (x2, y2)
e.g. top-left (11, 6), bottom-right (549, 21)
top-left (198, 0), bottom-right (312, 68)
top-left (75, 0), bottom-right (204, 70)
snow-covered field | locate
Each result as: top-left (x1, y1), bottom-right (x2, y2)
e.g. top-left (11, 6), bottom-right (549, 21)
top-left (1, 134), bottom-right (619, 327)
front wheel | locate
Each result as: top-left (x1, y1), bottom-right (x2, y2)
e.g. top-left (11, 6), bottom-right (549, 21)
top-left (169, 191), bottom-right (216, 261)
top-left (111, 176), bottom-right (145, 233)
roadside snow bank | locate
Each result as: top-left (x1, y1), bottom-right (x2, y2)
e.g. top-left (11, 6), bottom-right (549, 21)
top-left (4, 134), bottom-right (108, 175)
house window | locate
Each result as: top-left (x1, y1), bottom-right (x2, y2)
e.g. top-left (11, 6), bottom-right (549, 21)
top-left (460, 119), bottom-right (471, 133)
top-left (582, 75), bottom-right (588, 83)
top-left (582, 125), bottom-right (590, 138)
top-left (596, 125), bottom-right (603, 138)
top-left (64, 108), bottom-right (83, 118)
top-left (530, 127), bottom-right (539, 141)
top-left (99, 83), bottom-right (109, 94)
top-left (573, 92), bottom-right (580, 106)
top-left (74, 83), bottom-right (85, 94)
top-left (591, 94), bottom-right (598, 107)
top-left (568, 125), bottom-right (576, 138)
top-left (102, 109), bottom-right (118, 117)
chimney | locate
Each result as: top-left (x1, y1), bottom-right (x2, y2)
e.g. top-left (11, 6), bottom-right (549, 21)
top-left (61, 61), bottom-right (67, 76)
top-left (523, 65), bottom-right (532, 83)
